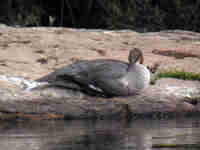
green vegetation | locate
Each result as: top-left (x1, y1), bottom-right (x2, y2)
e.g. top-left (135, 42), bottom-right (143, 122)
top-left (1, 0), bottom-right (200, 31)
top-left (16, 6), bottom-right (45, 26)
top-left (149, 70), bottom-right (200, 85)
top-left (103, 0), bottom-right (165, 31)
top-left (150, 74), bottom-right (158, 85)
top-left (157, 70), bottom-right (200, 81)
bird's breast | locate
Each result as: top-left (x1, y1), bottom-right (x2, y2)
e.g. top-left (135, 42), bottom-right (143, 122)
top-left (120, 64), bottom-right (150, 91)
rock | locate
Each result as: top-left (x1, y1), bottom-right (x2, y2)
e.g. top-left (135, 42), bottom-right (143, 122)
top-left (0, 77), bottom-right (199, 120)
top-left (0, 27), bottom-right (200, 120)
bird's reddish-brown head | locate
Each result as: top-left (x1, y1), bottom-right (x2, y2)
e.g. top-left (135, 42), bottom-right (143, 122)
top-left (128, 48), bottom-right (144, 64)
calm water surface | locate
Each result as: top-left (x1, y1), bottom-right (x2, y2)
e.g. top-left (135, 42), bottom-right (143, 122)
top-left (0, 117), bottom-right (200, 150)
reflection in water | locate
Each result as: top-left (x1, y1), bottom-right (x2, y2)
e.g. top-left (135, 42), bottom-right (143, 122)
top-left (0, 117), bottom-right (200, 150)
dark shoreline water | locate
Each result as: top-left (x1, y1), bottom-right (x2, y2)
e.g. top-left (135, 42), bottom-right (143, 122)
top-left (0, 117), bottom-right (200, 150)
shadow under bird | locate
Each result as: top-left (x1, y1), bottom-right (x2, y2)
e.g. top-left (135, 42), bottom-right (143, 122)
top-left (36, 48), bottom-right (150, 97)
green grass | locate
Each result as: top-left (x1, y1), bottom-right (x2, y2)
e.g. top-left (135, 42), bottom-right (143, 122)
top-left (150, 74), bottom-right (158, 85)
top-left (157, 70), bottom-right (200, 81)
top-left (149, 70), bottom-right (200, 85)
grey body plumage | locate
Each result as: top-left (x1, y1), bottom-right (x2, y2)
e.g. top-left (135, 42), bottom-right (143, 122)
top-left (37, 48), bottom-right (150, 97)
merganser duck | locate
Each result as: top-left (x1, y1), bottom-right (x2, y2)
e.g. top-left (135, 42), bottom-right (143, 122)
top-left (37, 48), bottom-right (150, 97)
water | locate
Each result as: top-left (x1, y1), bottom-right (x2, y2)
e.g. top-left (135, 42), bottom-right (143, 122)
top-left (0, 117), bottom-right (200, 150)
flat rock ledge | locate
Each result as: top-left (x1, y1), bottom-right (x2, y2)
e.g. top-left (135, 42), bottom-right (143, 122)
top-left (0, 78), bottom-right (200, 120)
top-left (0, 27), bottom-right (200, 120)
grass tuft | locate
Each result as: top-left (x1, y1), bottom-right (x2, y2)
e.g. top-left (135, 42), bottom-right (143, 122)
top-left (157, 70), bottom-right (200, 81)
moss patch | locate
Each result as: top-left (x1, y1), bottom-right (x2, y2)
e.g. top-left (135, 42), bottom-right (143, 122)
top-left (157, 70), bottom-right (200, 81)
top-left (149, 70), bottom-right (200, 85)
